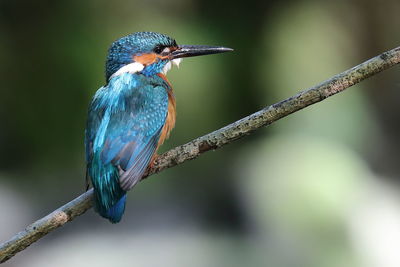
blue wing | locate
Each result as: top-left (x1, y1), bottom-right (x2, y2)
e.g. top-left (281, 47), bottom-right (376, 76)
top-left (86, 73), bottom-right (169, 194)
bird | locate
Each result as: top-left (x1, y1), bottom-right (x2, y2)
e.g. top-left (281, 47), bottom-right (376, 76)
top-left (85, 32), bottom-right (232, 223)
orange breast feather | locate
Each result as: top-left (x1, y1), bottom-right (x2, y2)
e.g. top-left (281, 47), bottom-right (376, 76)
top-left (157, 74), bottom-right (176, 148)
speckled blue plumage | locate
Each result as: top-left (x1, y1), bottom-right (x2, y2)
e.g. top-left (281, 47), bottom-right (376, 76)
top-left (85, 72), bottom-right (171, 223)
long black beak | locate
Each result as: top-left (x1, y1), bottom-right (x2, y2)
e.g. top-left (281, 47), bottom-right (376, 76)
top-left (170, 45), bottom-right (233, 59)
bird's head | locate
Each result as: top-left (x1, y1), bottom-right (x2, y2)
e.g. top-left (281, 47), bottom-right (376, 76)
top-left (105, 32), bottom-right (232, 81)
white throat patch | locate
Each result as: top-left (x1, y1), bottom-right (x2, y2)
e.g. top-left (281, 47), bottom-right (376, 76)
top-left (110, 58), bottom-right (183, 79)
top-left (110, 62), bottom-right (144, 79)
top-left (162, 58), bottom-right (182, 75)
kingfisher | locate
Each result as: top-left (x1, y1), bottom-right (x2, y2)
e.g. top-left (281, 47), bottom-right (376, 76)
top-left (85, 32), bottom-right (232, 223)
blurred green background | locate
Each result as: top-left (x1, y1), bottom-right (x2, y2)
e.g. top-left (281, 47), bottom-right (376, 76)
top-left (1, 0), bottom-right (400, 266)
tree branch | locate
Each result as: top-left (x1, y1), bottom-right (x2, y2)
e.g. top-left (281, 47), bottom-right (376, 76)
top-left (1, 46), bottom-right (400, 263)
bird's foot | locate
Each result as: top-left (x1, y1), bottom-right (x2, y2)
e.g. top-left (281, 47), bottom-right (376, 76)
top-left (148, 153), bottom-right (159, 170)
top-left (143, 154), bottom-right (159, 178)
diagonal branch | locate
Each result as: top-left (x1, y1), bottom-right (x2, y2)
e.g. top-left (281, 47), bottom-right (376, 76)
top-left (1, 46), bottom-right (400, 263)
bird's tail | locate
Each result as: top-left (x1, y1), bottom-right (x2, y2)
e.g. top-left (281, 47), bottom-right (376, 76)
top-left (94, 190), bottom-right (127, 223)
top-left (90, 153), bottom-right (127, 223)
top-left (101, 194), bottom-right (127, 223)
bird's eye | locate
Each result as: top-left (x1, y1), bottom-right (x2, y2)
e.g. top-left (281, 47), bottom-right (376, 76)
top-left (154, 45), bottom-right (165, 54)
